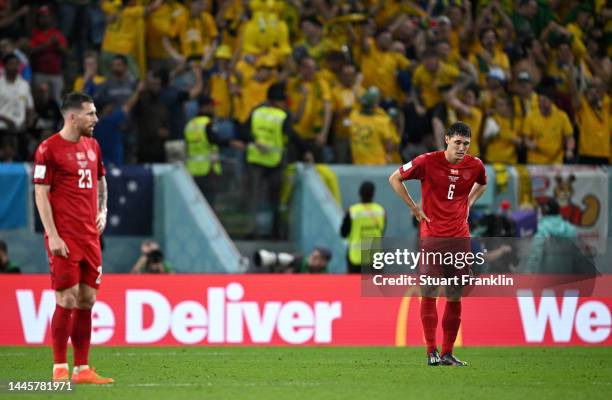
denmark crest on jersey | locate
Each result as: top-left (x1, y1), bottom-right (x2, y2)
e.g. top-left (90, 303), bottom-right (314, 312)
top-left (87, 149), bottom-right (97, 162)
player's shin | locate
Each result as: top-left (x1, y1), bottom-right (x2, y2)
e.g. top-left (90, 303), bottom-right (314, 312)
top-left (52, 304), bottom-right (73, 364)
top-left (420, 297), bottom-right (438, 353)
top-left (441, 300), bottom-right (461, 355)
top-left (71, 308), bottom-right (92, 369)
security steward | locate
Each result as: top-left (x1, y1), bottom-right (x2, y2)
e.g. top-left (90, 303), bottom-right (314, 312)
top-left (340, 181), bottom-right (386, 273)
top-left (243, 82), bottom-right (312, 238)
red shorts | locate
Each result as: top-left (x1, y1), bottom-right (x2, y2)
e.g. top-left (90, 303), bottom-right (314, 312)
top-left (45, 236), bottom-right (102, 291)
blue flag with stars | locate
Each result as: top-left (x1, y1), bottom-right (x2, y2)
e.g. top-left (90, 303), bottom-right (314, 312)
top-left (105, 165), bottom-right (154, 235)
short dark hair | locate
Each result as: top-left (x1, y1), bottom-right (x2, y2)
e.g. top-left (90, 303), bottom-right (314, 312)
top-left (541, 199), bottom-right (560, 216)
top-left (267, 82), bottom-right (287, 101)
top-left (446, 121), bottom-right (471, 138)
top-left (479, 27), bottom-right (497, 42)
top-left (112, 54), bottom-right (128, 66)
top-left (2, 53), bottom-right (18, 65)
top-left (148, 249), bottom-right (164, 263)
top-left (359, 181), bottom-right (375, 202)
top-left (0, 239), bottom-right (6, 253)
top-left (313, 246), bottom-right (332, 262)
top-left (61, 92), bottom-right (94, 114)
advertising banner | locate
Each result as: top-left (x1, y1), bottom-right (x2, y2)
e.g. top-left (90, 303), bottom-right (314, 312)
top-left (526, 165), bottom-right (609, 251)
top-left (1, 275), bottom-right (610, 346)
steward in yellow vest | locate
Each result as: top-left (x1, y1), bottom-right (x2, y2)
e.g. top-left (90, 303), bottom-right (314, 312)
top-left (184, 95), bottom-right (243, 207)
top-left (340, 181), bottom-right (386, 273)
top-left (244, 82), bottom-right (313, 238)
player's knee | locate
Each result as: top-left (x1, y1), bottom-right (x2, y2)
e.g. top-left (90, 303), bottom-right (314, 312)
top-left (56, 289), bottom-right (78, 308)
top-left (57, 295), bottom-right (77, 308)
top-left (77, 293), bottom-right (96, 309)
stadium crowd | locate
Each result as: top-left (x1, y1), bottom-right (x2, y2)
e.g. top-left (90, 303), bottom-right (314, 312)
top-left (0, 0), bottom-right (610, 168)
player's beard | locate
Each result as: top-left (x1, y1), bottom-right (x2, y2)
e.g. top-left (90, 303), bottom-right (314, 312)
top-left (79, 122), bottom-right (95, 137)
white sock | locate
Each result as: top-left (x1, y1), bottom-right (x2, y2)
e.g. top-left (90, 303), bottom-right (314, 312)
top-left (73, 365), bottom-right (90, 374)
top-left (53, 363), bottom-right (68, 371)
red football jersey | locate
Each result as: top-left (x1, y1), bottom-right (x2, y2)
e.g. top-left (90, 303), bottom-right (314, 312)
top-left (399, 151), bottom-right (487, 237)
top-left (33, 133), bottom-right (106, 239)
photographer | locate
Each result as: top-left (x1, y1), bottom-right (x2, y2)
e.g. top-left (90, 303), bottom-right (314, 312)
top-left (131, 240), bottom-right (174, 274)
top-left (254, 246), bottom-right (332, 274)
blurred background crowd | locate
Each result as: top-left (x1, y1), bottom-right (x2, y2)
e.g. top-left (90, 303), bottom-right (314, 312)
top-left (0, 0), bottom-right (610, 168)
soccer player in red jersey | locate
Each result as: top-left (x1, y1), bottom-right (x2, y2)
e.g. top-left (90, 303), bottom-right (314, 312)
top-left (33, 92), bottom-right (113, 384)
top-left (389, 122), bottom-right (487, 366)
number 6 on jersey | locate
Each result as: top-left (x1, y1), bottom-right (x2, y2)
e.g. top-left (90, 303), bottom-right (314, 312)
top-left (447, 184), bottom-right (455, 200)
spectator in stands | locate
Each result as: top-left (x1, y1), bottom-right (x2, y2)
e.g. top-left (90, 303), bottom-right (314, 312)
top-left (331, 63), bottom-right (363, 163)
top-left (411, 47), bottom-right (460, 149)
top-left (167, 0), bottom-right (218, 65)
top-left (512, 70), bottom-right (538, 122)
top-left (233, 54), bottom-right (277, 125)
top-left (360, 29), bottom-right (411, 108)
top-left (146, 0), bottom-right (188, 72)
top-left (546, 39), bottom-right (585, 118)
top-left (297, 17), bottom-right (326, 62)
top-left (0, 38), bottom-right (32, 81)
top-left (478, 67), bottom-right (505, 114)
top-left (132, 70), bottom-right (170, 163)
top-left (100, 0), bottom-right (163, 78)
top-left (0, 239), bottom-right (20, 273)
top-left (287, 55), bottom-right (332, 162)
top-left (470, 27), bottom-right (511, 86)
top-left (575, 77), bottom-right (610, 165)
top-left (57, 0), bottom-right (90, 70)
top-left (94, 54), bottom-right (137, 108)
top-left (131, 240), bottom-right (174, 274)
top-left (0, 2), bottom-right (29, 41)
top-left (73, 51), bottom-right (106, 97)
top-left (95, 80), bottom-right (145, 167)
top-left (319, 51), bottom-right (346, 94)
top-left (242, 2), bottom-right (291, 59)
top-left (29, 6), bottom-right (67, 103)
top-left (348, 86), bottom-right (394, 165)
top-left (443, 83), bottom-right (483, 158)
top-left (482, 94), bottom-right (521, 164)
top-left (158, 61), bottom-right (203, 144)
top-left (0, 53), bottom-right (33, 161)
top-left (207, 44), bottom-right (235, 120)
top-left (31, 81), bottom-right (62, 143)
top-left (526, 199), bottom-right (577, 273)
top-left (523, 79), bottom-right (575, 164)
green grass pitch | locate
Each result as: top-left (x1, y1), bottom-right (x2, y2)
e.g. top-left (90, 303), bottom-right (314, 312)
top-left (1, 346), bottom-right (611, 399)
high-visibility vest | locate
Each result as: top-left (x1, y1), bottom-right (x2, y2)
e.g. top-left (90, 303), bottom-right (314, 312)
top-left (246, 106), bottom-right (286, 168)
top-left (184, 116), bottom-right (221, 177)
top-left (347, 202), bottom-right (385, 265)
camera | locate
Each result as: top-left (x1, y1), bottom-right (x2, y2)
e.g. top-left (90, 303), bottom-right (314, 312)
top-left (254, 250), bottom-right (296, 272)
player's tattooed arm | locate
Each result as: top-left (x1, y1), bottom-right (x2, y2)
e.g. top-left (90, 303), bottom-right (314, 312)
top-left (96, 176), bottom-right (108, 233)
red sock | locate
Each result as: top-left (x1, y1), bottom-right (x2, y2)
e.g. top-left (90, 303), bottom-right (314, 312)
top-left (441, 301), bottom-right (462, 355)
top-left (420, 297), bottom-right (438, 353)
top-left (71, 308), bottom-right (92, 366)
top-left (51, 304), bottom-right (73, 364)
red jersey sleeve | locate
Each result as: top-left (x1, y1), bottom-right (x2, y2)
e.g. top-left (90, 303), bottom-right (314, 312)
top-left (33, 142), bottom-right (54, 185)
top-left (475, 158), bottom-right (487, 185)
top-left (399, 154), bottom-right (427, 180)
